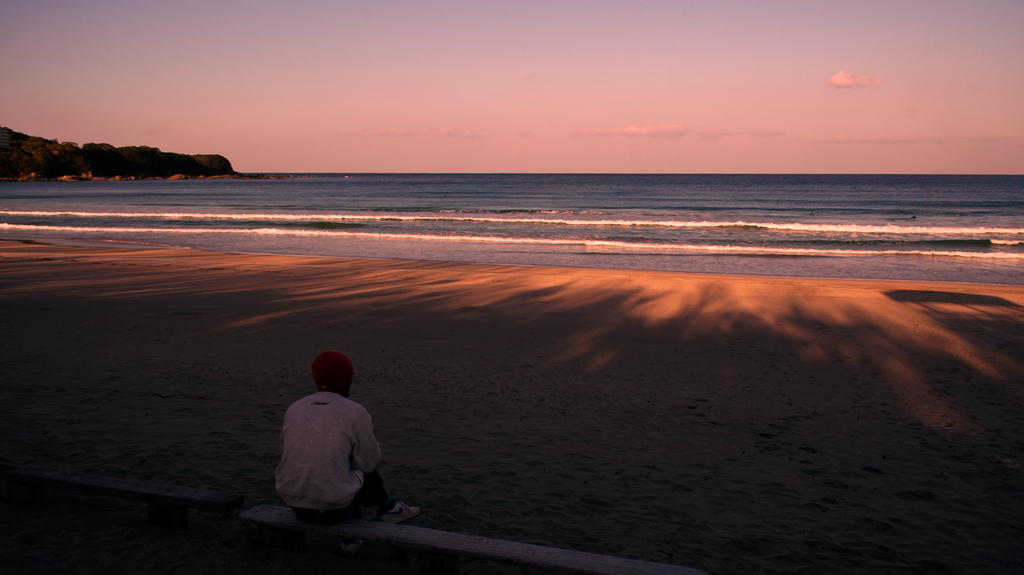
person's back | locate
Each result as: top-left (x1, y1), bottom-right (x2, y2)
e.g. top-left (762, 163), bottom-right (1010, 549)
top-left (276, 390), bottom-right (381, 510)
top-left (274, 350), bottom-right (419, 555)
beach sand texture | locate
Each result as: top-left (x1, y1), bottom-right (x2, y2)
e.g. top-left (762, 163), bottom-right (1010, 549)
top-left (2, 239), bottom-right (1023, 574)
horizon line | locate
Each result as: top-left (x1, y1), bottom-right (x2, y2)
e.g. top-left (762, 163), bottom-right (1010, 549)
top-left (238, 172), bottom-right (1024, 177)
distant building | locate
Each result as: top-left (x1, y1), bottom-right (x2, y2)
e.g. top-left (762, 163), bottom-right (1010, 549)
top-left (0, 126), bottom-right (9, 150)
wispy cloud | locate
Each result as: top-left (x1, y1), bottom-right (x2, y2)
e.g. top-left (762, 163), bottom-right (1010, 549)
top-left (434, 128), bottom-right (489, 139)
top-left (354, 128), bottom-right (489, 139)
top-left (818, 134), bottom-right (924, 143)
top-left (827, 70), bottom-right (883, 88)
top-left (354, 128), bottom-right (415, 137)
top-left (573, 124), bottom-right (689, 139)
top-left (747, 130), bottom-right (785, 138)
top-left (698, 131), bottom-right (727, 141)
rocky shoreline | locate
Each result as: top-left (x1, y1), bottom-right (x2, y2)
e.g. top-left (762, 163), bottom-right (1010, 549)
top-left (0, 127), bottom-right (255, 181)
top-left (1, 173), bottom-right (289, 182)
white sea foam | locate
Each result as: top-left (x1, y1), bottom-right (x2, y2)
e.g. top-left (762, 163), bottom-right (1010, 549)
top-left (3, 223), bottom-right (1022, 260)
top-left (2, 210), bottom-right (1021, 236)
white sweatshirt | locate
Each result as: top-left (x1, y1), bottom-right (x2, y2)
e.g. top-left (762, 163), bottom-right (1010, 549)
top-left (274, 391), bottom-right (382, 510)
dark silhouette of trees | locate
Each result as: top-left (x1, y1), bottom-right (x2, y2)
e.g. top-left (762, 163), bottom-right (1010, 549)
top-left (0, 129), bottom-right (235, 179)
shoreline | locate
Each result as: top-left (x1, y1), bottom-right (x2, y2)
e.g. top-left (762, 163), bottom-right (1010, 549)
top-left (0, 173), bottom-right (288, 182)
top-left (9, 235), bottom-right (1024, 289)
top-left (4, 171), bottom-right (1022, 287)
top-left (2, 239), bottom-right (1023, 574)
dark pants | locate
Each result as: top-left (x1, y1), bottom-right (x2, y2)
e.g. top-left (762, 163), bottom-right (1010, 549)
top-left (291, 469), bottom-right (389, 525)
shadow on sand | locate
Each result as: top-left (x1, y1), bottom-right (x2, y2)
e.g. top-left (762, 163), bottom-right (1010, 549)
top-left (2, 244), bottom-right (1024, 574)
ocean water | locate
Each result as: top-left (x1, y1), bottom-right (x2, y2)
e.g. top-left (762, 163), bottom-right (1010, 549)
top-left (1, 174), bottom-right (1022, 284)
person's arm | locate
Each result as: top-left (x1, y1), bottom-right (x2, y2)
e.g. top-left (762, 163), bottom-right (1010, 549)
top-left (349, 407), bottom-right (382, 473)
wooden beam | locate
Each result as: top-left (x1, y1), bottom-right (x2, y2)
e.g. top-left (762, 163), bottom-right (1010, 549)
top-left (239, 505), bottom-right (706, 575)
top-left (0, 469), bottom-right (244, 513)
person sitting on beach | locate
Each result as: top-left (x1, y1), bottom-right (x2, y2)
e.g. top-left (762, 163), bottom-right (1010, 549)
top-left (275, 350), bottom-right (420, 555)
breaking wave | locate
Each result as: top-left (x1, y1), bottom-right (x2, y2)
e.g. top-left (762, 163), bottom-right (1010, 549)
top-left (3, 223), bottom-right (1022, 260)
top-left (2, 210), bottom-right (1021, 236)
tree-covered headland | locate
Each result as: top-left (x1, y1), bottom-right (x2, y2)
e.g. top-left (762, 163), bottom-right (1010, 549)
top-left (0, 128), bottom-right (239, 180)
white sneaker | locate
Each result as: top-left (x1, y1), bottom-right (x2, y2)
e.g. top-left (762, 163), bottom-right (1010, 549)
top-left (336, 538), bottom-right (363, 556)
top-left (377, 501), bottom-right (420, 524)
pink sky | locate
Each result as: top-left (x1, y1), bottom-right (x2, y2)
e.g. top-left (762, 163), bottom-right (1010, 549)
top-left (2, 1), bottom-right (1022, 173)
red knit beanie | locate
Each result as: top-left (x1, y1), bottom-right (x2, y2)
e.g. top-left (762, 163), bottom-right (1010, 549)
top-left (311, 351), bottom-right (354, 391)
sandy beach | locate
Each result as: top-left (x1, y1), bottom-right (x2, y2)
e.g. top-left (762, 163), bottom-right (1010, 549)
top-left (2, 238), bottom-right (1023, 574)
